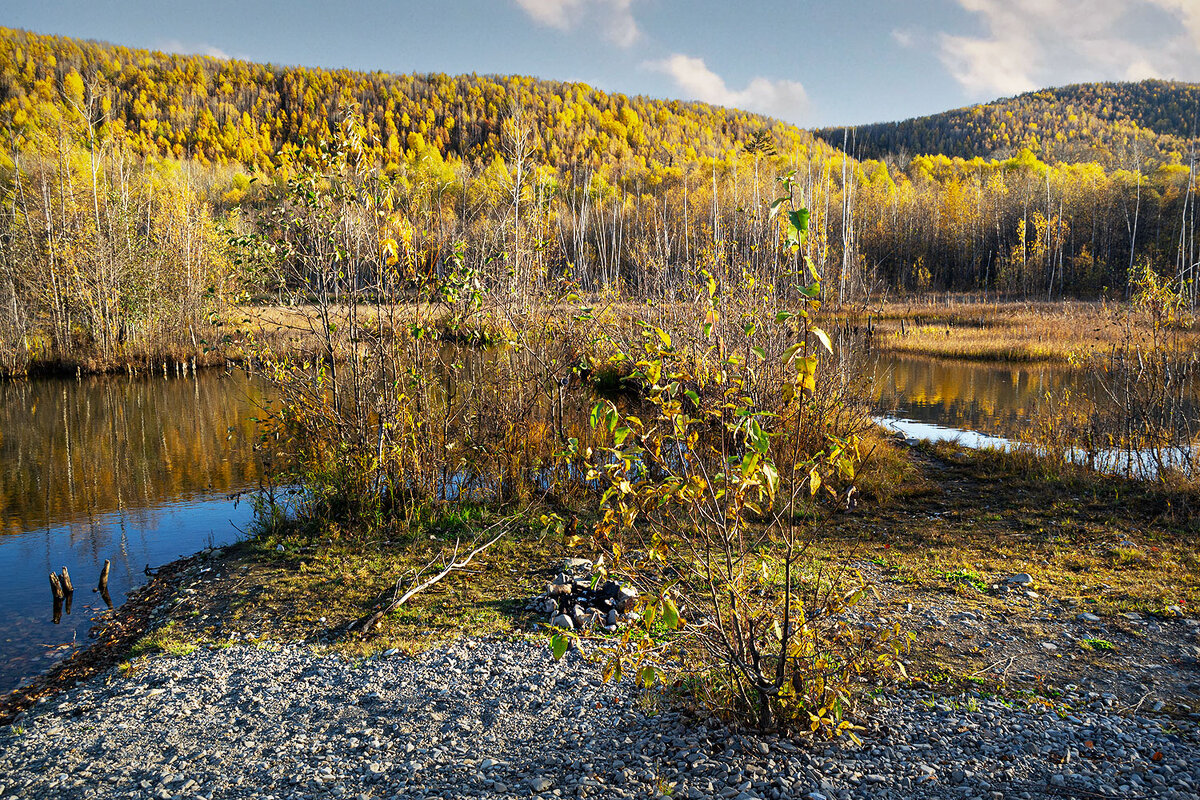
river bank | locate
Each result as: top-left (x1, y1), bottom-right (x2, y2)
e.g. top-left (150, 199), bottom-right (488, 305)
top-left (2, 442), bottom-right (1198, 799)
top-left (3, 637), bottom-right (1198, 800)
top-left (7, 296), bottom-right (1195, 380)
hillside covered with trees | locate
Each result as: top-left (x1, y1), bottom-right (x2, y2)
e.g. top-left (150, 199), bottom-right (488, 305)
top-left (816, 80), bottom-right (1200, 168)
top-left (1, 28), bottom-right (1199, 374)
top-left (0, 27), bottom-right (825, 177)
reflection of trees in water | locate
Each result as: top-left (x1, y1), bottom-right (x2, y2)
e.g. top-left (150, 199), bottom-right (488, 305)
top-left (0, 371), bottom-right (268, 533)
top-left (871, 355), bottom-right (1099, 437)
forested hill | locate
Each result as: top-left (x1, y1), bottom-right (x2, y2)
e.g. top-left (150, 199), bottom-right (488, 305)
top-left (815, 80), bottom-right (1200, 167)
top-left (0, 26), bottom-right (833, 175)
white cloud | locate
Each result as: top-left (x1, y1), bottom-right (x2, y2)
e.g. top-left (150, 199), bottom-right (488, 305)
top-left (514, 0), bottom-right (581, 29)
top-left (891, 29), bottom-right (916, 48)
top-left (935, 0), bottom-right (1200, 98)
top-left (604, 0), bottom-right (640, 48)
top-left (939, 30), bottom-right (1038, 96)
top-left (157, 38), bottom-right (231, 60)
top-left (514, 0), bottom-right (642, 47)
top-left (647, 53), bottom-right (809, 123)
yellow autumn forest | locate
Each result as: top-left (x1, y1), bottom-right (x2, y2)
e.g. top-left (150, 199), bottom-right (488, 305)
top-left (1, 26), bottom-right (1198, 372)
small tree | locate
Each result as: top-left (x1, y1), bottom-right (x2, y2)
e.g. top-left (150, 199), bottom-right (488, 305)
top-left (555, 171), bottom-right (909, 734)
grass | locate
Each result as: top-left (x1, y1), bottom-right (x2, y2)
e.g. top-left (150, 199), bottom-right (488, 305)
top-left (143, 428), bottom-right (1200, 649)
top-left (820, 439), bottom-right (1200, 617)
top-left (77, 428), bottom-right (1200, 723)
top-left (138, 507), bottom-right (587, 661)
top-left (942, 568), bottom-right (989, 593)
top-left (841, 297), bottom-right (1200, 363)
top-left (130, 621), bottom-right (199, 658)
top-left (1080, 638), bottom-right (1116, 652)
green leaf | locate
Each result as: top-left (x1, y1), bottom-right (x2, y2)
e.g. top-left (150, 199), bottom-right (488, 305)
top-left (589, 401), bottom-right (603, 430)
top-left (768, 197), bottom-right (788, 219)
top-left (741, 452), bottom-right (761, 479)
top-left (551, 634), bottom-right (569, 660)
top-left (662, 596), bottom-right (680, 629)
top-left (782, 342), bottom-right (803, 365)
top-left (747, 418), bottom-right (770, 454)
top-left (751, 346), bottom-right (767, 360)
top-left (614, 426), bottom-right (632, 446)
top-left (787, 212), bottom-right (808, 247)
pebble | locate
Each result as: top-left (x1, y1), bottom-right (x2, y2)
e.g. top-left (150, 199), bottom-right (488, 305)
top-left (0, 639), bottom-right (1196, 800)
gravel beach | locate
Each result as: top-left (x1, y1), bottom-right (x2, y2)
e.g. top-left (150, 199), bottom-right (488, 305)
top-left (1, 637), bottom-right (1197, 800)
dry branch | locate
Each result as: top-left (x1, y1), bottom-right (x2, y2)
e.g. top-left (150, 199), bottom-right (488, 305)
top-left (353, 522), bottom-right (511, 635)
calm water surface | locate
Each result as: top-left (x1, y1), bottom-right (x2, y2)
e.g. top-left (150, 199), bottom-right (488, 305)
top-left (871, 353), bottom-right (1089, 438)
top-left (0, 370), bottom-right (270, 692)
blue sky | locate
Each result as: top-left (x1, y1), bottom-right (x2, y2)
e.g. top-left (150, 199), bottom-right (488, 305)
top-left (6, 1), bottom-right (1200, 127)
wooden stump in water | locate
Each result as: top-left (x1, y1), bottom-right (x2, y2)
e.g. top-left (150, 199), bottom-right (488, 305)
top-left (60, 566), bottom-right (74, 594)
top-left (96, 559), bottom-right (110, 594)
top-left (49, 572), bottom-right (64, 600)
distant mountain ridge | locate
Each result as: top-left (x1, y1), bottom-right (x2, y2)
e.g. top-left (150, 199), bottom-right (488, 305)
top-left (814, 80), bottom-right (1200, 168)
top-left (0, 26), bottom-right (835, 176)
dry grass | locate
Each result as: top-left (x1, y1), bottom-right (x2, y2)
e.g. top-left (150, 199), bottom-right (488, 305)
top-left (821, 439), bottom-right (1200, 617)
top-left (235, 296), bottom-right (1200, 368)
top-left (842, 297), bottom-right (1200, 363)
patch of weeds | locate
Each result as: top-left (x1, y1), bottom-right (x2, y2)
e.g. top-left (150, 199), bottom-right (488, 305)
top-left (130, 622), bottom-right (199, 658)
top-left (1080, 638), bottom-right (1116, 652)
top-left (1108, 547), bottom-right (1147, 567)
top-left (653, 773), bottom-right (677, 798)
top-left (943, 568), bottom-right (988, 592)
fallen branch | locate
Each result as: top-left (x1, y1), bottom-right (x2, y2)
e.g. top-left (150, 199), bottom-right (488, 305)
top-left (353, 521), bottom-right (511, 635)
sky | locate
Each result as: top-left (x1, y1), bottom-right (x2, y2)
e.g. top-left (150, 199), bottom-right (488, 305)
top-left (6, 0), bottom-right (1200, 127)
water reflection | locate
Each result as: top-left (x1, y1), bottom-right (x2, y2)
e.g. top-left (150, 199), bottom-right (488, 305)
top-left (872, 354), bottom-right (1086, 439)
top-left (0, 370), bottom-right (268, 693)
top-left (871, 354), bottom-right (1199, 478)
top-left (0, 371), bottom-right (268, 533)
